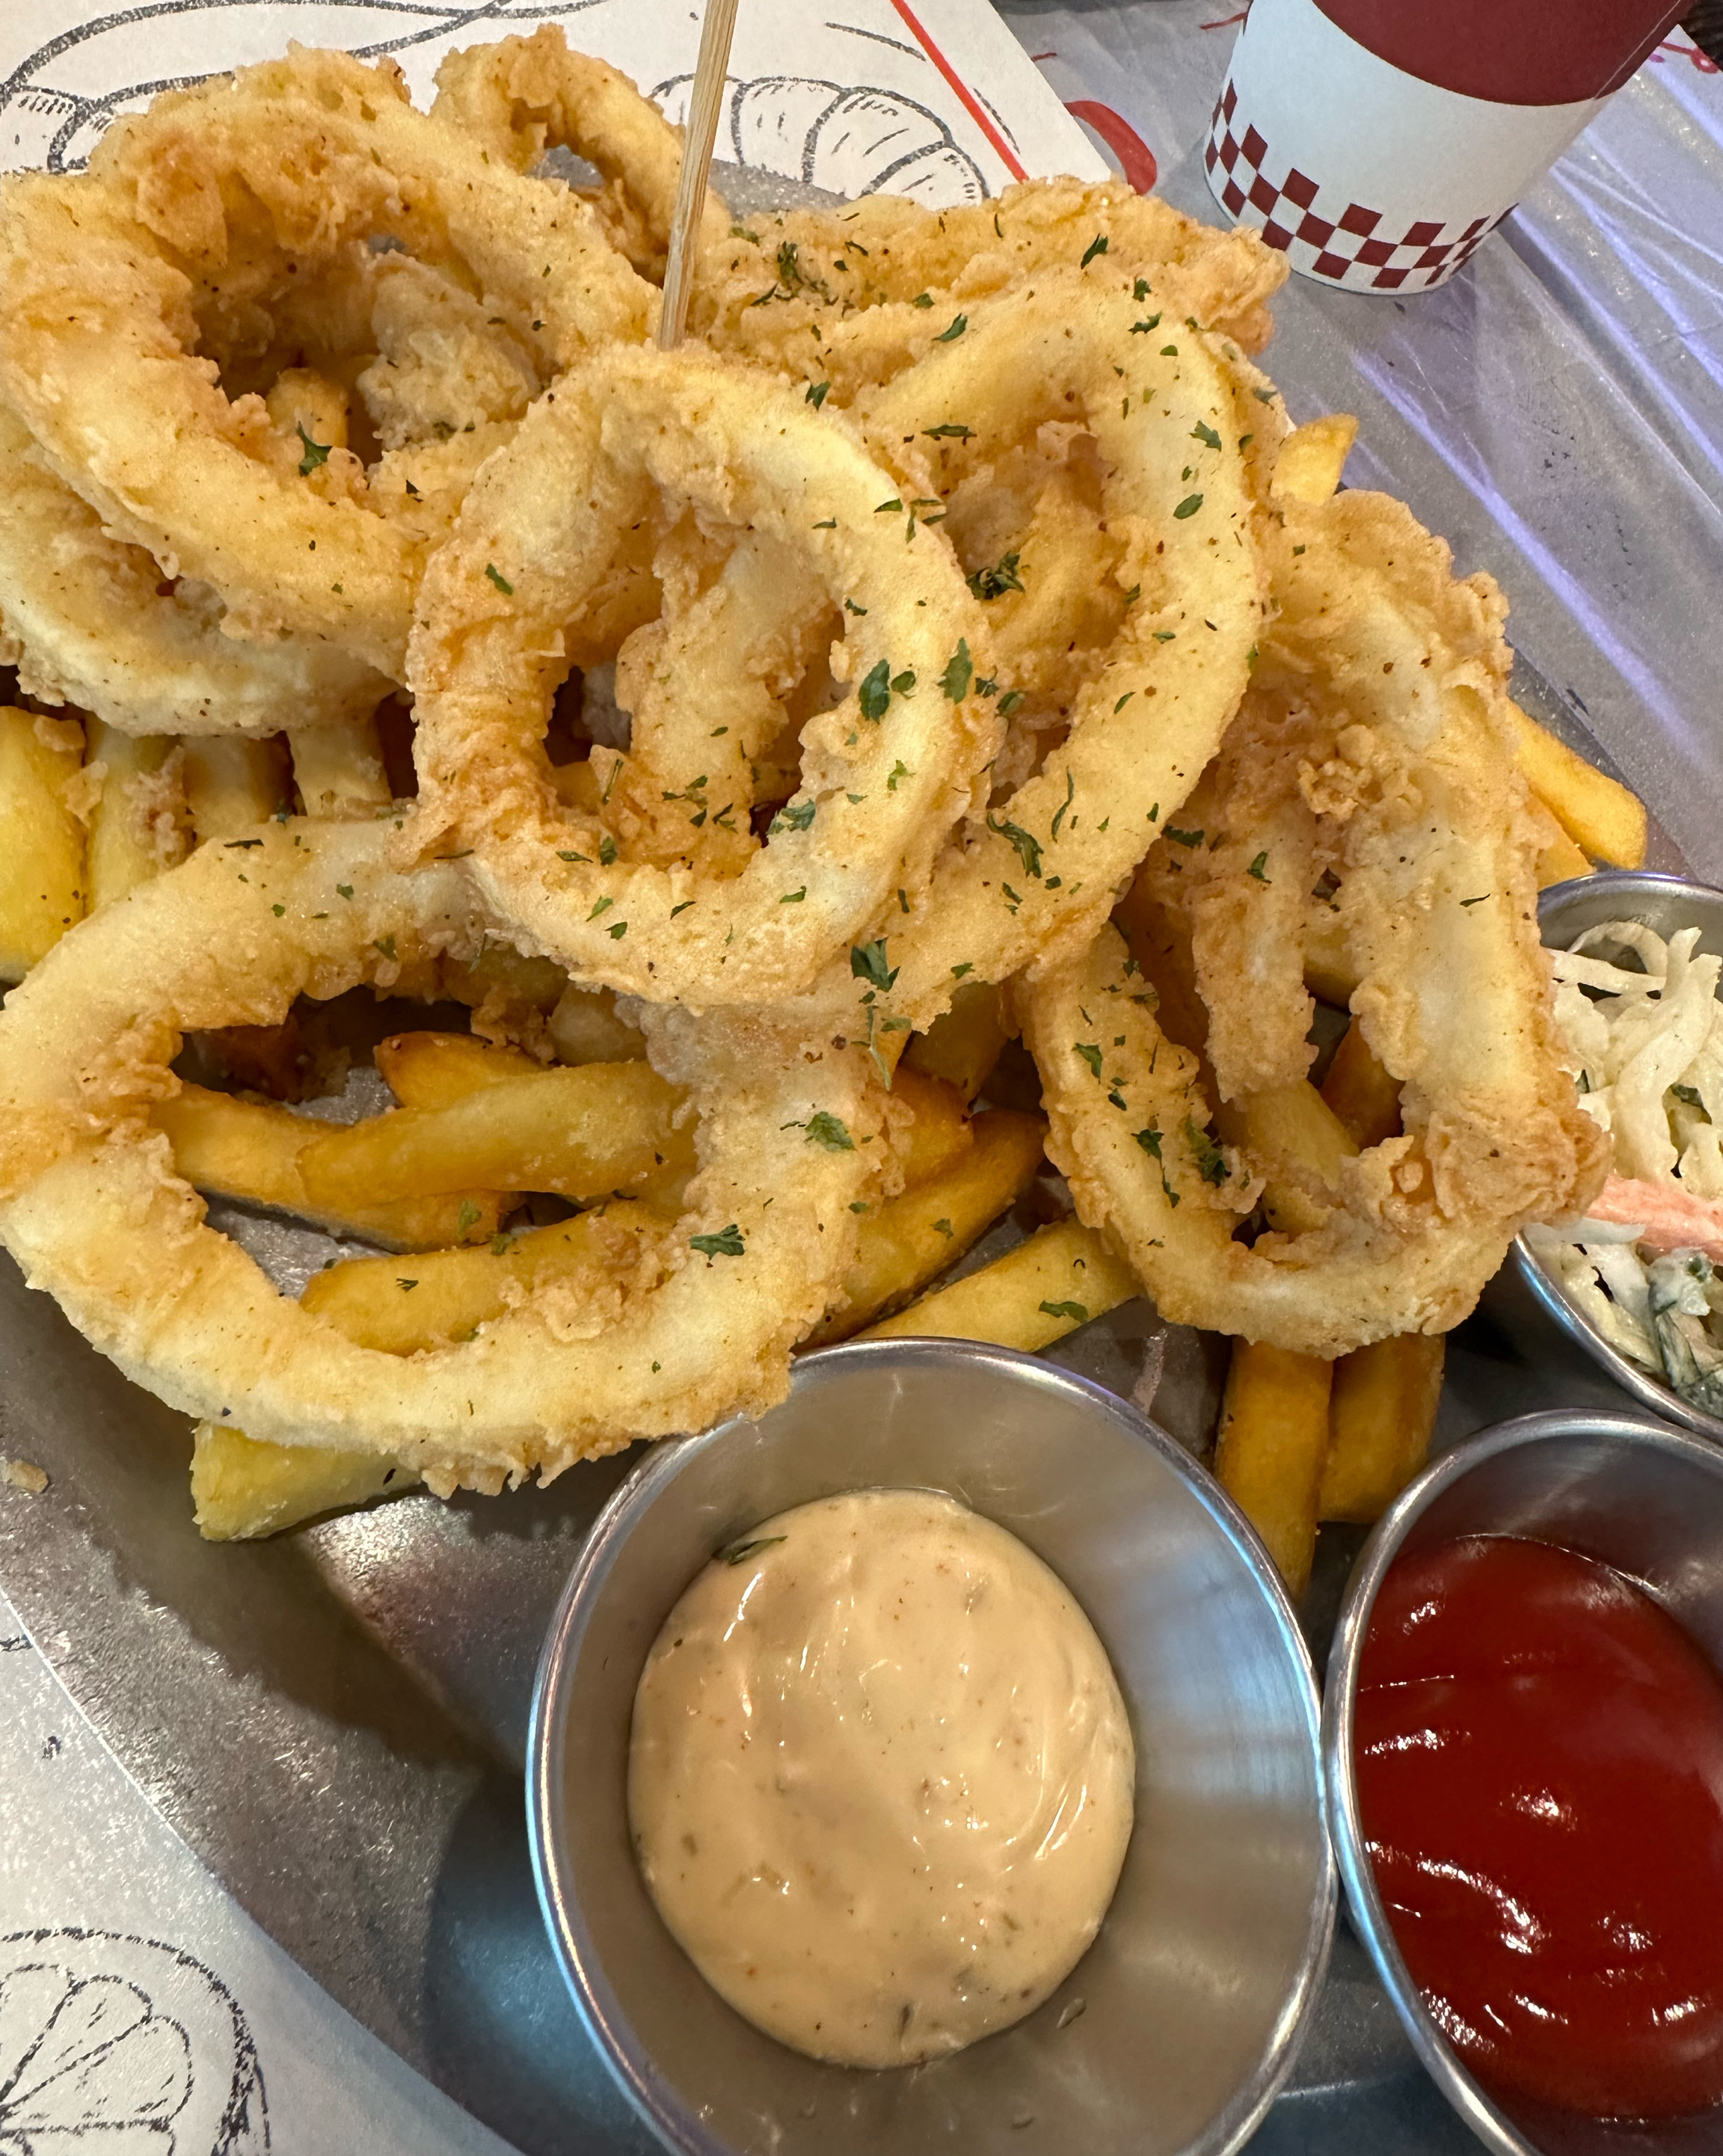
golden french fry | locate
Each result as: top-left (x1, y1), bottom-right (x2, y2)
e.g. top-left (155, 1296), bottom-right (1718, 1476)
top-left (289, 716), bottom-right (392, 814)
top-left (903, 980), bottom-right (1013, 1101)
top-left (153, 1084), bottom-right (504, 1250)
top-left (1319, 1022), bottom-right (1402, 1149)
top-left (861, 1217), bottom-right (1137, 1348)
top-left (1214, 1340), bottom-right (1335, 1597)
top-left (889, 1066), bottom-right (974, 1190)
top-left (298, 1061), bottom-right (692, 1208)
top-left (300, 1202), bottom-right (654, 1354)
top-left (548, 983), bottom-right (648, 1063)
top-left (813, 1108), bottom-right (1047, 1342)
top-left (1303, 903), bottom-right (1359, 1010)
top-left (181, 736), bottom-right (289, 844)
top-left (1507, 704), bottom-right (1647, 869)
top-left (85, 723), bottom-right (185, 908)
top-left (375, 1029), bottom-right (541, 1110)
top-left (1215, 1081), bottom-right (1359, 1235)
top-left (1271, 414), bottom-right (1358, 506)
top-left (1318, 1334), bottom-right (1446, 1525)
top-left (0, 706), bottom-right (86, 980)
top-left (191, 1419), bottom-right (417, 1541)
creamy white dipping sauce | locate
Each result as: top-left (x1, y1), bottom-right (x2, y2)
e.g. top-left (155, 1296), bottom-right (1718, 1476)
top-left (627, 1487), bottom-right (1134, 2069)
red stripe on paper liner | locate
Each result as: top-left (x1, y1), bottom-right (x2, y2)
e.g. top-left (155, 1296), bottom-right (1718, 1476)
top-left (1065, 101), bottom-right (1158, 194)
top-left (1312, 0), bottom-right (1686, 107)
top-left (886, 0), bottom-right (1030, 182)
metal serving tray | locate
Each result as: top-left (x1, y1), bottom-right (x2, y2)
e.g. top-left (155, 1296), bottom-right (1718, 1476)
top-left (0, 153), bottom-right (1698, 2154)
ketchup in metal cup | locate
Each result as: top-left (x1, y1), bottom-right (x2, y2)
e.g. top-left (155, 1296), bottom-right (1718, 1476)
top-left (1354, 1535), bottom-right (1723, 2119)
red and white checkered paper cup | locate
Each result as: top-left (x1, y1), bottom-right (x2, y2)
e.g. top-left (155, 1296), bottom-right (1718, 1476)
top-left (1206, 0), bottom-right (1687, 292)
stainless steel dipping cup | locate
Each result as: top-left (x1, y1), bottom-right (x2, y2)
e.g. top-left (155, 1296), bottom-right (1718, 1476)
top-left (529, 1339), bottom-right (1336, 2156)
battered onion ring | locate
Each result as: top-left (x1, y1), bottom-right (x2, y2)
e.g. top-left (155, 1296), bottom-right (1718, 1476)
top-left (431, 25), bottom-right (730, 284)
top-left (743, 275), bottom-right (1270, 1037)
top-left (1018, 494), bottom-right (1609, 1357)
top-left (408, 343), bottom-right (997, 1007)
top-left (0, 821), bottom-right (882, 1491)
top-left (0, 47), bottom-right (651, 681)
top-left (697, 181), bottom-right (1286, 399)
top-left (0, 400), bottom-right (388, 735)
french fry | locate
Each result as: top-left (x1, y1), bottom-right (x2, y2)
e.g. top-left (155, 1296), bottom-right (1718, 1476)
top-left (191, 1419), bottom-right (417, 1541)
top-left (289, 716), bottom-right (392, 814)
top-left (181, 736), bottom-right (288, 844)
top-left (889, 1066), bottom-right (974, 1189)
top-left (1318, 1334), bottom-right (1446, 1525)
top-left (1319, 1022), bottom-right (1402, 1149)
top-left (903, 980), bottom-right (1013, 1101)
top-left (85, 723), bottom-right (186, 907)
top-left (1303, 904), bottom-right (1359, 1009)
top-left (812, 1108), bottom-right (1046, 1342)
top-left (0, 706), bottom-right (86, 980)
top-left (1214, 1340), bottom-right (1335, 1597)
top-left (300, 1203), bottom-right (654, 1353)
top-left (375, 1029), bottom-right (540, 1110)
top-left (861, 1217), bottom-right (1137, 1348)
top-left (298, 1061), bottom-right (692, 1208)
top-left (1270, 414), bottom-right (1358, 506)
top-left (153, 1084), bottom-right (504, 1250)
top-left (1215, 1081), bottom-right (1358, 1235)
top-left (548, 983), bottom-right (648, 1063)
top-left (1507, 704), bottom-right (1647, 869)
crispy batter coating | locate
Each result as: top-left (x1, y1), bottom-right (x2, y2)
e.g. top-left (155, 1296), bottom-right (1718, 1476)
top-left (0, 820), bottom-right (883, 1489)
top-left (1020, 494), bottom-right (1608, 1356)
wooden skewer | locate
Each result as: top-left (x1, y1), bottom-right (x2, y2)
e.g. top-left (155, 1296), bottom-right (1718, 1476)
top-left (658, 0), bottom-right (742, 351)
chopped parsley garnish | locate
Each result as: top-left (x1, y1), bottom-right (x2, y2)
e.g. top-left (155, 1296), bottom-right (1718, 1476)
top-left (935, 313), bottom-right (968, 341)
top-left (1051, 768), bottom-right (1075, 840)
top-left (767, 797), bottom-right (817, 837)
top-left (780, 886), bottom-right (806, 902)
top-left (457, 1201), bottom-right (482, 1235)
top-left (484, 563), bottom-right (514, 594)
top-left (844, 597), bottom-right (867, 615)
top-left (968, 551), bottom-right (1024, 601)
top-left (875, 497), bottom-right (903, 515)
top-left (887, 761), bottom-right (912, 792)
top-left (373, 934), bottom-right (396, 960)
top-left (1247, 851), bottom-right (1271, 882)
top-left (1173, 493), bottom-right (1204, 520)
top-left (802, 1112), bottom-right (855, 1152)
top-left (939, 639), bottom-right (973, 701)
top-left (1075, 1042), bottom-right (1104, 1079)
top-left (850, 939), bottom-right (898, 992)
top-left (859, 659), bottom-right (893, 721)
top-left (1164, 826), bottom-right (1204, 848)
top-left (587, 895), bottom-right (614, 921)
top-left (1080, 233), bottom-right (1109, 268)
top-left (951, 961), bottom-right (974, 978)
top-left (912, 291), bottom-right (934, 307)
top-left (295, 424), bottom-right (331, 475)
top-left (690, 1224), bottom-right (746, 1259)
top-left (924, 423), bottom-right (974, 440)
top-left (1185, 1117), bottom-right (1230, 1185)
top-left (988, 813), bottom-right (1043, 879)
top-left (598, 835), bottom-right (618, 866)
top-left (805, 379), bottom-right (831, 408)
top-left (1134, 277), bottom-right (1152, 301)
top-left (1131, 314), bottom-right (1162, 334)
top-left (1040, 1300), bottom-right (1089, 1324)
top-left (1191, 421), bottom-right (1222, 450)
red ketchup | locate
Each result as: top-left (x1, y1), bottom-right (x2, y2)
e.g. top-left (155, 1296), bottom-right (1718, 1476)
top-left (1354, 1535), bottom-right (1723, 2119)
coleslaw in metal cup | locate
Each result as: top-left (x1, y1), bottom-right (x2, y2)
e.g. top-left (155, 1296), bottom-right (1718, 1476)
top-left (526, 1338), bottom-right (1335, 2156)
top-left (1516, 870), bottom-right (1723, 1446)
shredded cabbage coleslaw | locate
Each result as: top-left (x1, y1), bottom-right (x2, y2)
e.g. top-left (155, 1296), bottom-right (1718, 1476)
top-left (1529, 920), bottom-right (1723, 1417)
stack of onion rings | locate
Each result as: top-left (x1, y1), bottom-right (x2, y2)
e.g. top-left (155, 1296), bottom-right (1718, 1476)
top-left (408, 341), bottom-right (998, 1006)
top-left (1019, 492), bottom-right (1608, 1357)
top-left (0, 821), bottom-right (883, 1490)
top-left (0, 46), bottom-right (652, 684)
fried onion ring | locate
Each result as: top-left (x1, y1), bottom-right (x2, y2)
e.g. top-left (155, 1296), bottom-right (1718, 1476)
top-left (1019, 494), bottom-right (1608, 1357)
top-left (742, 276), bottom-right (1269, 1036)
top-left (0, 47), bottom-right (651, 681)
top-left (697, 181), bottom-right (1286, 399)
top-left (0, 820), bottom-right (882, 1490)
top-left (408, 343), bottom-right (997, 1007)
top-left (0, 400), bottom-right (388, 734)
top-left (431, 25), bottom-right (729, 284)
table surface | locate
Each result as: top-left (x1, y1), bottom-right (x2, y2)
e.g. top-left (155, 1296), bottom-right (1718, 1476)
top-left (1, 6), bottom-right (1719, 2152)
